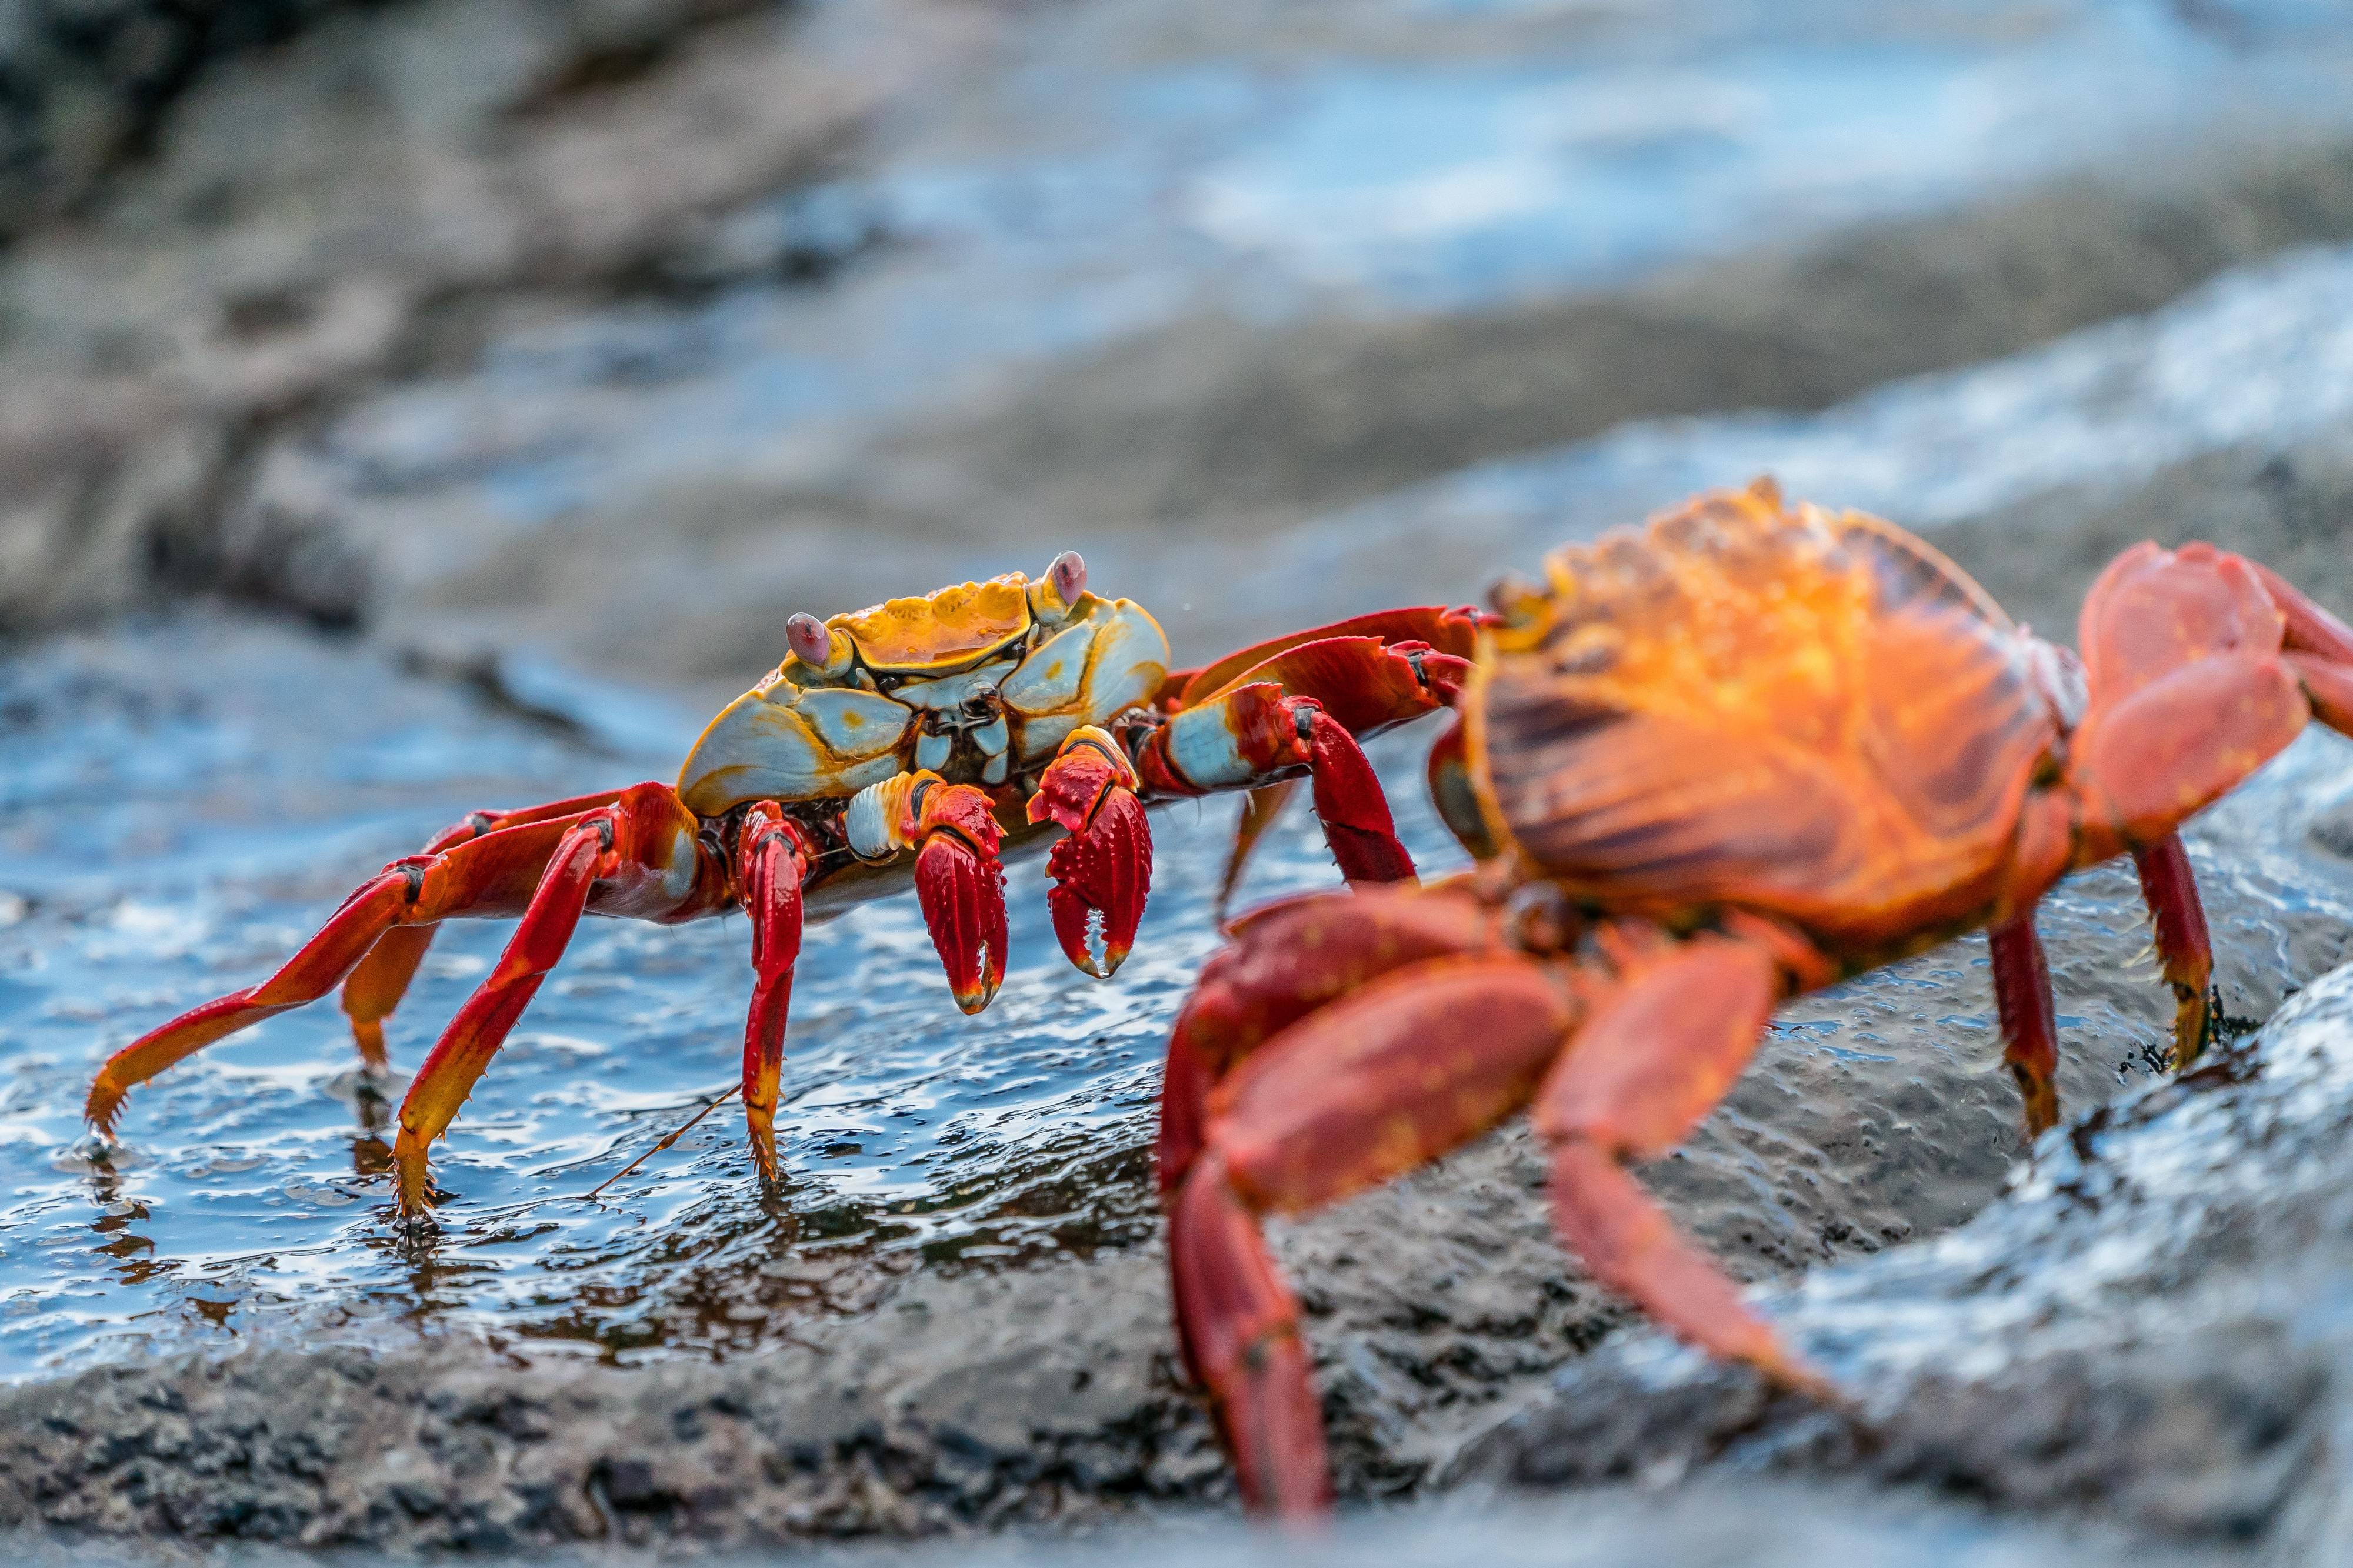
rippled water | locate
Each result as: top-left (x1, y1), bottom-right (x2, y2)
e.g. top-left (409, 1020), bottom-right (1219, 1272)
top-left (0, 618), bottom-right (1469, 1379)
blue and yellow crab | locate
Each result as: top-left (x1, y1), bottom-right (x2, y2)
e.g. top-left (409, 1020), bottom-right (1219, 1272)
top-left (87, 551), bottom-right (1482, 1214)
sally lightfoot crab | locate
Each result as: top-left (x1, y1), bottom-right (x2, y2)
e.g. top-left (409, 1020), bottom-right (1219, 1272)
top-left (86, 552), bottom-right (1480, 1215)
top-left (1160, 481), bottom-right (2353, 1516)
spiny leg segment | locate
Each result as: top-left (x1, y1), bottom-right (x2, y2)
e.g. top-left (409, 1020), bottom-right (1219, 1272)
top-left (85, 803), bottom-right (618, 1136)
top-left (339, 789), bottom-right (631, 1066)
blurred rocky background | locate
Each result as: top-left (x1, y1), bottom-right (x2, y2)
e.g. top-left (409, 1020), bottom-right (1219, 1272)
top-left (6, 1), bottom-right (2353, 1563)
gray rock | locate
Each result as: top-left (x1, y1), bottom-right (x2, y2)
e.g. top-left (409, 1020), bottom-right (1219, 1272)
top-left (1451, 962), bottom-right (2353, 1555)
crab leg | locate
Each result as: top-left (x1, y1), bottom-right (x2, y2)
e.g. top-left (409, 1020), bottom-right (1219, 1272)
top-left (736, 802), bottom-right (813, 1182)
top-left (339, 789), bottom-right (632, 1066)
top-left (1158, 885), bottom-right (1501, 1203)
top-left (85, 801), bottom-right (641, 1138)
top-left (1212, 782), bottom-right (1298, 923)
top-left (391, 784), bottom-right (714, 1213)
top-left (1533, 936), bottom-right (1826, 1395)
top-left (1988, 912), bottom-right (2060, 1134)
top-left (1160, 606), bottom-right (1484, 715)
top-left (1169, 952), bottom-right (1579, 1516)
top-left (1028, 728), bottom-right (1154, 978)
top-left (1158, 629), bottom-right (1477, 897)
top-left (1139, 683), bottom-right (1415, 886)
top-left (2131, 835), bottom-right (2214, 1070)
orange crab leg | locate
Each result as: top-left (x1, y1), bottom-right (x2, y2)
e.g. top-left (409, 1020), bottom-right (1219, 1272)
top-left (338, 789), bottom-right (632, 1066)
top-left (736, 802), bottom-right (812, 1183)
top-left (1028, 728), bottom-right (1153, 978)
top-left (1212, 781), bottom-right (1298, 923)
top-left (1532, 936), bottom-right (1825, 1396)
top-left (1169, 953), bottom-right (1579, 1517)
top-left (85, 805), bottom-right (623, 1137)
top-left (1988, 912), bottom-right (2059, 1135)
top-left (391, 783), bottom-right (716, 1213)
top-left (2131, 834), bottom-right (2214, 1070)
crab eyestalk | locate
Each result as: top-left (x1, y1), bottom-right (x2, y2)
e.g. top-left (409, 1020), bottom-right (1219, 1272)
top-left (784, 611), bottom-right (855, 678)
top-left (1029, 728), bottom-right (1152, 978)
top-left (1029, 548), bottom-right (1089, 625)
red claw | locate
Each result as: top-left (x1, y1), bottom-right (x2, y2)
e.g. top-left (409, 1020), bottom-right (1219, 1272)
top-left (1046, 789), bottom-right (1152, 978)
top-left (912, 783), bottom-right (1009, 1014)
top-left (1030, 737), bottom-right (1154, 979)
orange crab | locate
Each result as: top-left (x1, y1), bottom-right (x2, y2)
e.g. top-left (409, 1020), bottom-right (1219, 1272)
top-left (86, 551), bottom-right (1482, 1215)
top-left (1158, 480), bottom-right (2353, 1516)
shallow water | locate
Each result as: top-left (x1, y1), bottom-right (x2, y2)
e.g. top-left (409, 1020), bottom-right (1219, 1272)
top-left (0, 617), bottom-right (1473, 1379)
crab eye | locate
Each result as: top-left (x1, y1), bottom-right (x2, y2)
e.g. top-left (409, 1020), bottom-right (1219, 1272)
top-left (1048, 550), bottom-right (1086, 605)
top-left (786, 613), bottom-right (831, 666)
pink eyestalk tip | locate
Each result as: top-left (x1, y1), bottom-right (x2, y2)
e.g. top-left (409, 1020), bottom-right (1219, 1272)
top-left (1049, 550), bottom-right (1086, 605)
top-left (785, 613), bottom-right (831, 666)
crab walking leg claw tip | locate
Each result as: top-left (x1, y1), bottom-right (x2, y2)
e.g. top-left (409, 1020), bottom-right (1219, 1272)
top-left (909, 780), bottom-right (1010, 1014)
top-left (1029, 728), bottom-right (1154, 978)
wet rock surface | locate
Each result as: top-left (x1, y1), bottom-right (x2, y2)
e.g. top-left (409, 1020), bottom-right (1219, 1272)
top-left (1451, 960), bottom-right (2353, 1557)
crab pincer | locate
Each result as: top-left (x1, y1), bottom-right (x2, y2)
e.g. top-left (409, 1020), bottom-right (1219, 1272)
top-left (1029, 727), bottom-right (1154, 978)
top-left (908, 779), bottom-right (1011, 1013)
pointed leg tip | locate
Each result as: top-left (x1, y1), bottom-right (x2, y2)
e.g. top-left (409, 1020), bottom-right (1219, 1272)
top-left (746, 1123), bottom-right (780, 1186)
top-left (350, 1019), bottom-right (390, 1072)
top-left (83, 1082), bottom-right (124, 1139)
top-left (391, 1132), bottom-right (436, 1217)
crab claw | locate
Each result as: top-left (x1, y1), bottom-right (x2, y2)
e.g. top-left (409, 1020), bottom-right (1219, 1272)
top-left (1030, 730), bottom-right (1154, 978)
top-left (912, 782), bottom-right (1009, 1013)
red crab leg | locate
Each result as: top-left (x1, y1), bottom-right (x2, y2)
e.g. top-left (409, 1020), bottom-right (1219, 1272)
top-left (1164, 606), bottom-right (1485, 712)
top-left (339, 789), bottom-right (631, 1066)
top-left (1138, 683), bottom-right (1414, 886)
top-left (1533, 936), bottom-right (1827, 1397)
top-left (1211, 780), bottom-right (1298, 923)
top-left (910, 780), bottom-right (1011, 1014)
top-left (2131, 834), bottom-right (2214, 1070)
top-left (1988, 912), bottom-right (2059, 1135)
top-left (85, 799), bottom-right (648, 1138)
top-left (391, 783), bottom-right (715, 1214)
top-left (1155, 628), bottom-right (1478, 897)
top-left (1158, 885), bottom-right (1499, 1202)
top-left (736, 802), bottom-right (813, 1182)
top-left (1171, 952), bottom-right (1579, 1517)
top-left (1028, 728), bottom-right (1153, 978)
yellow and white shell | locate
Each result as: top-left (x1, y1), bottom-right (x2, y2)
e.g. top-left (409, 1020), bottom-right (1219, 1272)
top-left (676, 563), bottom-right (1169, 816)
